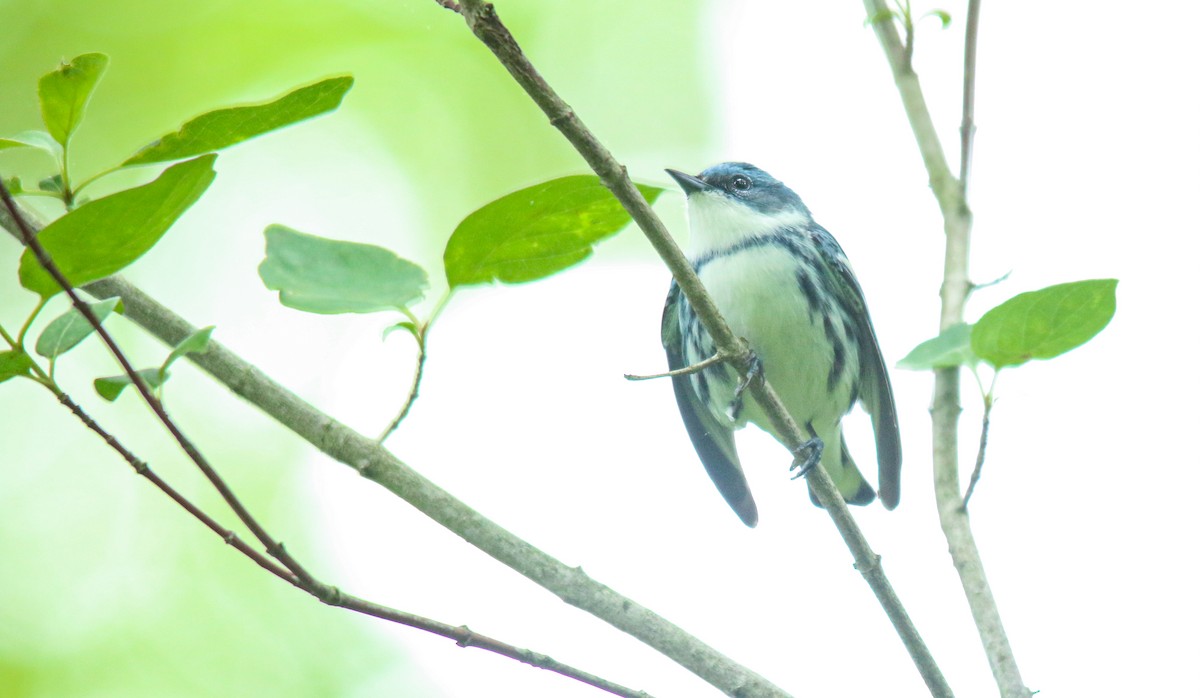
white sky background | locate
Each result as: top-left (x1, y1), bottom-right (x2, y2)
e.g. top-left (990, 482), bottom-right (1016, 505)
top-left (202, 1), bottom-right (1200, 696)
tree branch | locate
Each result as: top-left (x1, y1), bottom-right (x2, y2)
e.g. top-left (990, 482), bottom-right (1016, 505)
top-left (0, 192), bottom-right (656, 698)
top-left (861, 1), bottom-right (1031, 695)
top-left (52, 389), bottom-right (651, 698)
top-left (450, 1), bottom-right (950, 694)
top-left (73, 270), bottom-right (792, 696)
top-left (0, 181), bottom-right (319, 591)
top-left (961, 393), bottom-right (992, 509)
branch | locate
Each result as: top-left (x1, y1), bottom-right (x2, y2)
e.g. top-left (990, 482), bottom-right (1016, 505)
top-left (861, 1), bottom-right (1032, 696)
top-left (0, 181), bottom-right (319, 591)
top-left (0, 192), bottom-right (654, 698)
top-left (624, 352), bottom-right (725, 381)
top-left (63, 267), bottom-right (792, 696)
top-left (961, 394), bottom-right (992, 508)
top-left (960, 0), bottom-right (981, 190)
top-left (52, 389), bottom-right (650, 698)
top-left (450, 1), bottom-right (949, 694)
top-left (379, 321), bottom-right (430, 442)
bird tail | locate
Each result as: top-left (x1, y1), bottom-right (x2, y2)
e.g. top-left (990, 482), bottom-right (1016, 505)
top-left (808, 430), bottom-right (876, 507)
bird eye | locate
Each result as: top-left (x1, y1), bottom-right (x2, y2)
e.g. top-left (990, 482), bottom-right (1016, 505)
top-left (731, 175), bottom-right (752, 192)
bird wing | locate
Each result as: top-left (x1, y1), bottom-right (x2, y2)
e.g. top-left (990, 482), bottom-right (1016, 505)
top-left (661, 282), bottom-right (759, 526)
top-left (812, 227), bottom-right (903, 509)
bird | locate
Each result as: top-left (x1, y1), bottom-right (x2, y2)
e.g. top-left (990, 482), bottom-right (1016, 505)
top-left (661, 162), bottom-right (901, 527)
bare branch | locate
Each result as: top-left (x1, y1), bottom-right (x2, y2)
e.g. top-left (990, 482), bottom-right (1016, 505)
top-left (0, 187), bottom-right (654, 696)
top-left (625, 352), bottom-right (724, 381)
top-left (961, 394), bottom-right (992, 508)
top-left (79, 270), bottom-right (792, 696)
top-left (0, 181), bottom-right (319, 590)
top-left (452, 0), bottom-right (949, 693)
top-left (861, 0), bottom-right (1032, 695)
top-left (50, 390), bottom-right (651, 698)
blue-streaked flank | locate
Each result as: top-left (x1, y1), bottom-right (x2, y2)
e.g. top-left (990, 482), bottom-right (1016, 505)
top-left (662, 162), bottom-right (901, 527)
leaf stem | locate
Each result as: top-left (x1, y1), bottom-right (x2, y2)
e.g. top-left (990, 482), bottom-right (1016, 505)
top-left (378, 290), bottom-right (451, 443)
top-left (16, 297), bottom-right (48, 347)
top-left (72, 163), bottom-right (123, 199)
top-left (961, 386), bottom-right (993, 509)
top-left (0, 322), bottom-right (18, 349)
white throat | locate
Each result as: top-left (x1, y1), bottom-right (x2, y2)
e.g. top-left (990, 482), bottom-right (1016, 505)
top-left (685, 191), bottom-right (811, 256)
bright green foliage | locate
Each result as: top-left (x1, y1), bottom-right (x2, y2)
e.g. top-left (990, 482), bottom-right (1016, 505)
top-left (38, 174), bottom-right (64, 194)
top-left (94, 368), bottom-right (166, 401)
top-left (37, 53), bottom-right (109, 147)
top-left (444, 175), bottom-right (663, 289)
top-left (0, 350), bottom-right (36, 383)
top-left (164, 325), bottom-right (213, 366)
top-left (35, 297), bottom-right (123, 358)
top-left (926, 9), bottom-right (952, 27)
top-left (18, 155), bottom-right (216, 299)
top-left (123, 76), bottom-right (354, 166)
top-left (93, 325), bottom-right (213, 401)
top-left (0, 130), bottom-right (64, 160)
top-left (897, 322), bottom-right (977, 370)
top-left (971, 279), bottom-right (1118, 368)
top-left (259, 225), bottom-right (429, 315)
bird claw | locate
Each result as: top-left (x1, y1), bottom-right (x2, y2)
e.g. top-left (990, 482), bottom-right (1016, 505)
top-left (789, 437), bottom-right (825, 480)
top-left (726, 350), bottom-right (763, 421)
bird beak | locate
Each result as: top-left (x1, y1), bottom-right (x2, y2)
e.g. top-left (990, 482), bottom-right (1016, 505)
top-left (666, 169), bottom-right (710, 196)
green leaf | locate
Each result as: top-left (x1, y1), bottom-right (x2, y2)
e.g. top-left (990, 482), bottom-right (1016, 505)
top-left (0, 350), bottom-right (37, 384)
top-left (38, 174), bottom-right (64, 194)
top-left (383, 321), bottom-right (419, 341)
top-left (0, 130), bottom-right (64, 161)
top-left (18, 154), bottom-right (217, 299)
top-left (444, 175), bottom-right (663, 289)
top-left (923, 9), bottom-right (952, 28)
top-left (122, 76), bottom-right (354, 166)
top-left (38, 53), bottom-right (109, 147)
top-left (897, 323), bottom-right (978, 370)
top-left (3, 176), bottom-right (23, 195)
top-left (259, 225), bottom-right (429, 314)
top-left (163, 325), bottom-right (213, 369)
top-left (971, 279), bottom-right (1118, 368)
top-left (34, 297), bottom-right (123, 358)
top-left (94, 368), bottom-right (166, 402)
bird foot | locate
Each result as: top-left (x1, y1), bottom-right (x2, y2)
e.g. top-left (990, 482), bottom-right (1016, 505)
top-left (726, 350), bottom-right (762, 421)
top-left (789, 437), bottom-right (825, 480)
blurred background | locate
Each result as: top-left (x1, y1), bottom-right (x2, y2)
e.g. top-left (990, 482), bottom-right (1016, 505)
top-left (1, 0), bottom-right (1197, 696)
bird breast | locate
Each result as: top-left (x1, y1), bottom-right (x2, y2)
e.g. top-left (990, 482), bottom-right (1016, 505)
top-left (688, 243), bottom-right (860, 438)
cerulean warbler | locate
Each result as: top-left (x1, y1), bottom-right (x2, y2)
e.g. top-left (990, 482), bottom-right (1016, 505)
top-left (661, 162), bottom-right (901, 527)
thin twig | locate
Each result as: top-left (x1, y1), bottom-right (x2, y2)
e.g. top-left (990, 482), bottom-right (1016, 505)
top-left (378, 293), bottom-right (449, 443)
top-left (862, 0), bottom-right (1031, 696)
top-left (0, 188), bottom-right (801, 696)
top-left (624, 352), bottom-right (724, 381)
top-left (0, 182), bottom-right (320, 590)
top-left (378, 324), bottom-right (429, 443)
top-left (48, 388), bottom-right (650, 698)
top-left (961, 394), bottom-right (992, 508)
top-left (454, 1), bottom-right (948, 694)
top-left (81, 275), bottom-right (795, 696)
top-left (55, 390), bottom-right (301, 583)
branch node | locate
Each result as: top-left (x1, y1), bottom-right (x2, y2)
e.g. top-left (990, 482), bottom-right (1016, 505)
top-left (549, 108), bottom-right (575, 129)
top-left (456, 625), bottom-right (478, 648)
